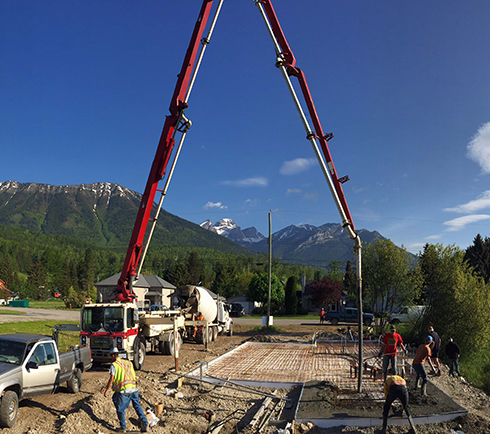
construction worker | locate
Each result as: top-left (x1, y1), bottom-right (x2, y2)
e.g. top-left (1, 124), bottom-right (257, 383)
top-left (382, 372), bottom-right (417, 434)
top-left (427, 326), bottom-right (442, 375)
top-left (445, 338), bottom-right (461, 377)
top-left (319, 308), bottom-right (325, 324)
top-left (412, 336), bottom-right (432, 396)
top-left (379, 325), bottom-right (406, 380)
top-left (101, 348), bottom-right (149, 433)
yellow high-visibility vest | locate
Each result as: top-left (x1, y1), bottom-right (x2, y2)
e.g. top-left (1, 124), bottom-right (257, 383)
top-left (112, 357), bottom-right (137, 392)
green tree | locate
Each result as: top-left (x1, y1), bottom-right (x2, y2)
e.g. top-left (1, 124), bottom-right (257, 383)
top-left (326, 260), bottom-right (343, 282)
top-left (363, 239), bottom-right (422, 329)
top-left (419, 243), bottom-right (490, 356)
top-left (465, 234), bottom-right (490, 283)
top-left (27, 262), bottom-right (50, 300)
top-left (246, 272), bottom-right (284, 311)
top-left (343, 260), bottom-right (357, 300)
top-left (187, 251), bottom-right (206, 285)
top-left (211, 263), bottom-right (236, 298)
top-left (78, 248), bottom-right (96, 292)
top-left (0, 253), bottom-right (15, 288)
top-left (164, 263), bottom-right (190, 288)
top-left (284, 276), bottom-right (298, 315)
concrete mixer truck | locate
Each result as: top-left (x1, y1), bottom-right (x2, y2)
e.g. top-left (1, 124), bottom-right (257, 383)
top-left (173, 285), bottom-right (233, 344)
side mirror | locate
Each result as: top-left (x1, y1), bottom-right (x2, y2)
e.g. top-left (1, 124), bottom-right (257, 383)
top-left (26, 361), bottom-right (39, 370)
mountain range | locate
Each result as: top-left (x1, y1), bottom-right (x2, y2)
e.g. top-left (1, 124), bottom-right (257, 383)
top-left (0, 180), bottom-right (385, 267)
top-left (0, 181), bottom-right (250, 255)
top-left (200, 218), bottom-right (385, 267)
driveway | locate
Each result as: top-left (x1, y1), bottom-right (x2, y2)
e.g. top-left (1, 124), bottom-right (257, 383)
top-left (0, 307), bottom-right (80, 324)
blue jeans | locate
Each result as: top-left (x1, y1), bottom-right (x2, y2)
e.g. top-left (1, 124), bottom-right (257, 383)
top-left (382, 355), bottom-right (397, 378)
top-left (112, 391), bottom-right (148, 430)
top-left (382, 384), bottom-right (410, 426)
top-left (413, 363), bottom-right (428, 386)
top-left (449, 358), bottom-right (460, 376)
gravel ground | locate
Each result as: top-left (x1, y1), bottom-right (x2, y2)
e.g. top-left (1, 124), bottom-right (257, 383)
top-left (2, 323), bottom-right (489, 434)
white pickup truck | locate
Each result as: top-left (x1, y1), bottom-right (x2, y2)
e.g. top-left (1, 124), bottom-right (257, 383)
top-left (0, 329), bottom-right (92, 428)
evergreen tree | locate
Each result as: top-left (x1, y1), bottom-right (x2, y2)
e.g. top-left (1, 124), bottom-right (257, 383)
top-left (211, 263), bottom-right (236, 298)
top-left (343, 260), bottom-right (357, 299)
top-left (187, 251), bottom-right (206, 285)
top-left (465, 234), bottom-right (490, 283)
top-left (27, 262), bottom-right (50, 300)
top-left (78, 248), bottom-right (96, 292)
top-left (164, 263), bottom-right (190, 288)
top-left (284, 276), bottom-right (298, 315)
top-left (0, 253), bottom-right (15, 288)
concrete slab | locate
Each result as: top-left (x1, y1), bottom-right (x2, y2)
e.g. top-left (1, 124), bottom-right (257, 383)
top-left (187, 341), bottom-right (467, 428)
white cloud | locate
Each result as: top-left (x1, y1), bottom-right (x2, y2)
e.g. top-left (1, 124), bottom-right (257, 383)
top-left (245, 198), bottom-right (259, 206)
top-left (426, 234), bottom-right (441, 240)
top-left (443, 214), bottom-right (490, 232)
top-left (444, 190), bottom-right (490, 213)
top-left (286, 188), bottom-right (301, 195)
top-left (302, 192), bottom-right (318, 201)
top-left (280, 158), bottom-right (316, 175)
top-left (222, 177), bottom-right (268, 187)
top-left (203, 201), bottom-right (227, 210)
top-left (467, 122), bottom-right (490, 173)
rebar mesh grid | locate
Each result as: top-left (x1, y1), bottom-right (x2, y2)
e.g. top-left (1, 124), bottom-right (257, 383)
top-left (196, 342), bottom-right (387, 403)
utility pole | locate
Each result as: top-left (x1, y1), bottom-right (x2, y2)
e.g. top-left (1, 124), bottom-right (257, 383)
top-left (267, 211), bottom-right (272, 326)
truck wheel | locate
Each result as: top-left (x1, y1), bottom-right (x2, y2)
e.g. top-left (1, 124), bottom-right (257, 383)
top-left (133, 341), bottom-right (146, 370)
top-left (212, 327), bottom-right (218, 342)
top-left (167, 332), bottom-right (182, 356)
top-left (159, 340), bottom-right (168, 355)
top-left (331, 318), bottom-right (339, 325)
top-left (364, 319), bottom-right (373, 326)
top-left (0, 390), bottom-right (19, 428)
top-left (391, 319), bottom-right (400, 325)
top-left (67, 368), bottom-right (82, 393)
top-left (227, 323), bottom-right (233, 337)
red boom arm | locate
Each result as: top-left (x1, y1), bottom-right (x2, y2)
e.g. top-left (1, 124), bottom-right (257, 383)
top-left (116, 0), bottom-right (215, 302)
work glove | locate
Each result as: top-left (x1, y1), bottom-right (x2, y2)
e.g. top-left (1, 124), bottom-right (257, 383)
top-left (378, 352), bottom-right (383, 357)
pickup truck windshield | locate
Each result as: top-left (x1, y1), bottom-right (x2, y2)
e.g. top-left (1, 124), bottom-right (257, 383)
top-left (82, 306), bottom-right (124, 333)
top-left (0, 339), bottom-right (27, 365)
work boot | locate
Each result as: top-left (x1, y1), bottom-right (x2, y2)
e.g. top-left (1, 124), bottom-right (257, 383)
top-left (421, 383), bottom-right (427, 396)
top-left (437, 369), bottom-right (441, 376)
top-left (141, 426), bottom-right (148, 433)
top-left (414, 377), bottom-right (420, 389)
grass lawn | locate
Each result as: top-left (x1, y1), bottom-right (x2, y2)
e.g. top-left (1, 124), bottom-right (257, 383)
top-left (0, 320), bottom-right (80, 353)
top-left (27, 299), bottom-right (72, 310)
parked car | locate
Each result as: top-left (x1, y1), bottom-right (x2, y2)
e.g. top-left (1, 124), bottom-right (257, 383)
top-left (325, 308), bottom-right (374, 326)
top-left (149, 304), bottom-right (168, 312)
top-left (0, 327), bottom-right (92, 428)
top-left (230, 303), bottom-right (245, 317)
top-left (390, 306), bottom-right (426, 324)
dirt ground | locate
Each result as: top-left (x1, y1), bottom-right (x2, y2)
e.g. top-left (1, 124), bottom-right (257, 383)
top-left (6, 324), bottom-right (490, 434)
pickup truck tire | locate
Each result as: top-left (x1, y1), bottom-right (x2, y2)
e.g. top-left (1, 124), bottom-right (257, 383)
top-left (133, 341), bottom-right (146, 371)
top-left (364, 319), bottom-right (373, 326)
top-left (391, 319), bottom-right (400, 325)
top-left (0, 390), bottom-right (19, 428)
top-left (331, 318), bottom-right (339, 325)
top-left (67, 368), bottom-right (82, 393)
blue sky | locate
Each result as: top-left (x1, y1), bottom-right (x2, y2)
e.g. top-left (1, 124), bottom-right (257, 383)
top-left (2, 1), bottom-right (490, 255)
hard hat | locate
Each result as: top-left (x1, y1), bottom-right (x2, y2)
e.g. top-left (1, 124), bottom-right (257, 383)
top-left (110, 347), bottom-right (120, 354)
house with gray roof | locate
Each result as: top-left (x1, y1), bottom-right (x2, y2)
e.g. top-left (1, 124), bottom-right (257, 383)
top-left (95, 273), bottom-right (176, 309)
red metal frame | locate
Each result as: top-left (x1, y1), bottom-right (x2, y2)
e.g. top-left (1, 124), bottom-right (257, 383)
top-left (259, 0), bottom-right (355, 231)
top-left (116, 0), bottom-right (355, 302)
top-left (116, 0), bottom-right (215, 301)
